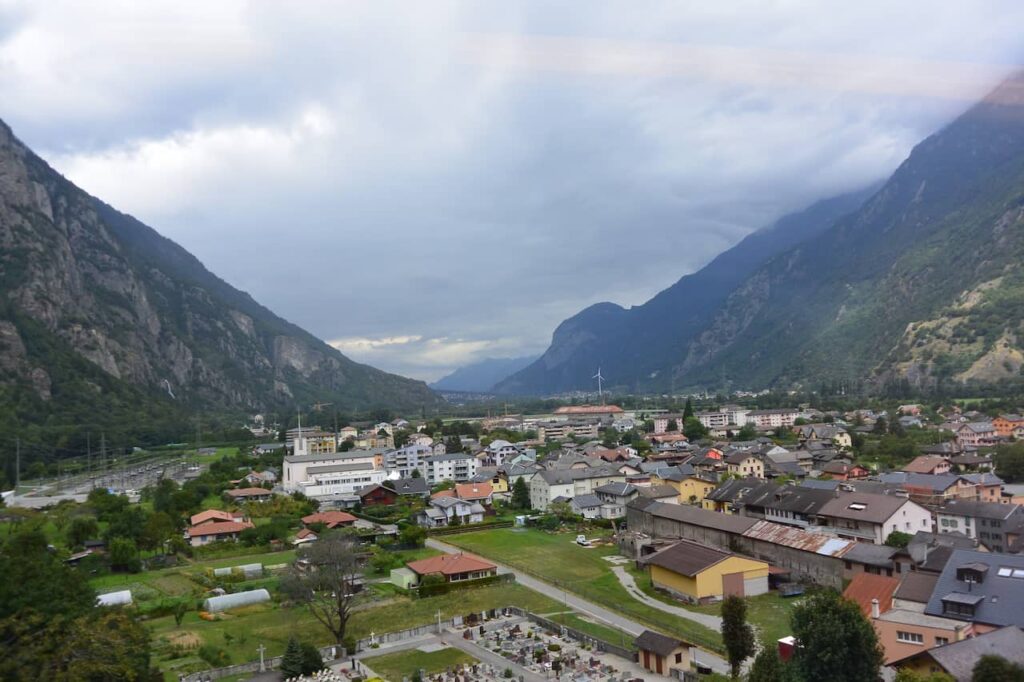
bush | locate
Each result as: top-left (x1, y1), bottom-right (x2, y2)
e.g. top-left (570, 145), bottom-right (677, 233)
top-left (197, 644), bottom-right (229, 666)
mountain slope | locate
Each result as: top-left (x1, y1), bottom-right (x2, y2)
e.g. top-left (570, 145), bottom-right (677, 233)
top-left (0, 119), bottom-right (438, 436)
top-left (496, 185), bottom-right (879, 394)
top-left (677, 72), bottom-right (1024, 391)
top-left (430, 355), bottom-right (538, 392)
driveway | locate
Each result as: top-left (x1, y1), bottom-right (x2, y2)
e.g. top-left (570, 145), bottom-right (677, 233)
top-left (426, 537), bottom-right (729, 674)
top-left (610, 566), bottom-right (723, 629)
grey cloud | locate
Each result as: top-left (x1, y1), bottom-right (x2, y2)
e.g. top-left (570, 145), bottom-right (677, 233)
top-left (3, 1), bottom-right (1024, 380)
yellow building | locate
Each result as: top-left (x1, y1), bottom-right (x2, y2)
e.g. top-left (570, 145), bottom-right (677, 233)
top-left (641, 539), bottom-right (769, 604)
top-left (652, 469), bottom-right (717, 505)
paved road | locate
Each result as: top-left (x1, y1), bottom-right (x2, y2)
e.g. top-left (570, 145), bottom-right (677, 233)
top-left (611, 566), bottom-right (723, 629)
top-left (426, 537), bottom-right (729, 674)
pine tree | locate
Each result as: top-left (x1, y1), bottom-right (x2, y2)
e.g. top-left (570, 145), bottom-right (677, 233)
top-left (280, 636), bottom-right (304, 677)
top-left (511, 477), bottom-right (531, 510)
top-left (683, 398), bottom-right (694, 419)
top-left (721, 595), bottom-right (755, 678)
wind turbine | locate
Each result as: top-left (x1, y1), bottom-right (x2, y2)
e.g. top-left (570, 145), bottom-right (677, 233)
top-left (593, 367), bottom-right (605, 404)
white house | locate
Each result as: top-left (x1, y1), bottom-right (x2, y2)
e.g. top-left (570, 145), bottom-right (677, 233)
top-left (530, 466), bottom-right (626, 511)
top-left (417, 497), bottom-right (485, 527)
top-left (283, 450), bottom-right (386, 497)
top-left (422, 452), bottom-right (478, 485)
top-left (816, 492), bottom-right (933, 544)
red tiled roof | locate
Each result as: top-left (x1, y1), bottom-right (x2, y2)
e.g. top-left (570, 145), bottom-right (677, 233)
top-left (190, 509), bottom-right (239, 526)
top-left (225, 487), bottom-right (273, 498)
top-left (406, 552), bottom-right (497, 576)
top-left (902, 456), bottom-right (948, 474)
top-left (301, 511), bottom-right (357, 528)
top-left (431, 489), bottom-right (456, 499)
top-left (187, 520), bottom-right (254, 537)
top-left (454, 483), bottom-right (492, 500)
top-left (296, 528), bottom-right (318, 540)
top-left (842, 573), bottom-right (899, 617)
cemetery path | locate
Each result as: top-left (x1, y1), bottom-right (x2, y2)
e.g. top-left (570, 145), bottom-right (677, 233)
top-left (426, 538), bottom-right (729, 675)
top-left (439, 631), bottom-right (547, 682)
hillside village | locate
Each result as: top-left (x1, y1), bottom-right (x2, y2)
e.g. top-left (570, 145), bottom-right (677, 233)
top-left (8, 398), bottom-right (1024, 680)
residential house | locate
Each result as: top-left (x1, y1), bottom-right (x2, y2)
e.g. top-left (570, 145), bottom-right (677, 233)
top-left (185, 519), bottom-right (254, 547)
top-left (841, 543), bottom-right (901, 579)
top-left (224, 487), bottom-right (274, 502)
top-left (405, 553), bottom-right (497, 584)
top-left (725, 450), bottom-right (765, 479)
top-left (653, 414), bottom-right (686, 435)
top-left (481, 439), bottom-right (521, 467)
top-left (245, 470), bottom-right (278, 485)
top-left (816, 492), bottom-right (933, 544)
top-left (652, 465), bottom-right (717, 505)
top-left (421, 452), bottom-right (478, 485)
top-left (879, 472), bottom-right (978, 509)
top-left (536, 419), bottom-right (600, 442)
top-left (740, 484), bottom-right (835, 529)
top-left (190, 509), bottom-right (245, 526)
top-left (390, 477), bottom-right (430, 498)
top-left (292, 528), bottom-right (318, 546)
top-left (924, 550), bottom-right (1024, 629)
top-left (703, 478), bottom-right (766, 514)
top-left (993, 414), bottom-right (1024, 438)
top-left (962, 473), bottom-right (1004, 503)
top-left (417, 497), bottom-right (485, 527)
top-left (301, 511), bottom-right (357, 529)
top-left (903, 456), bottom-right (952, 476)
top-left (956, 422), bottom-right (998, 450)
top-left (529, 466), bottom-right (625, 511)
top-left (820, 461), bottom-right (870, 481)
top-left (843, 572), bottom-right (899, 618)
top-left (875, 606), bottom-right (975, 666)
top-left (936, 500), bottom-right (1024, 552)
top-left (948, 454), bottom-right (994, 474)
top-left (635, 630), bottom-right (692, 677)
top-left (636, 484), bottom-right (681, 505)
top-left (571, 494), bottom-right (605, 519)
top-left (452, 482), bottom-right (494, 506)
top-left (593, 482), bottom-right (639, 518)
top-left (640, 539), bottom-right (769, 603)
top-left (385, 444), bottom-right (434, 478)
top-left (892, 626), bottom-right (1024, 680)
top-left (797, 424), bottom-right (853, 449)
top-left (357, 483), bottom-right (399, 507)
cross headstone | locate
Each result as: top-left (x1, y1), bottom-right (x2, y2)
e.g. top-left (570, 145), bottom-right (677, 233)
top-left (257, 643), bottom-right (266, 672)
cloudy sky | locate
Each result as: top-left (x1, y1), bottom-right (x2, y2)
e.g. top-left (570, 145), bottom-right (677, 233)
top-left (2, 2), bottom-right (1023, 381)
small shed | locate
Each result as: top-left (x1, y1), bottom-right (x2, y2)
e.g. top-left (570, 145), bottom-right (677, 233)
top-left (96, 590), bottom-right (133, 607)
top-left (390, 566), bottom-right (417, 590)
top-left (203, 588), bottom-right (271, 612)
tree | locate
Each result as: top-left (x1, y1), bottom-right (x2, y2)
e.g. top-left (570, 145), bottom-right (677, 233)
top-left (173, 600), bottom-right (188, 628)
top-left (872, 416), bottom-right (888, 435)
top-left (300, 641), bottom-right (324, 675)
top-left (67, 515), bottom-right (99, 548)
top-left (410, 467), bottom-right (422, 478)
top-left (142, 511), bottom-right (175, 554)
top-left (993, 443), bottom-right (1024, 483)
top-left (790, 590), bottom-right (883, 682)
top-left (736, 424), bottom-right (757, 441)
top-left (885, 530), bottom-right (912, 548)
top-left (511, 477), bottom-right (531, 510)
top-left (721, 595), bottom-right (755, 678)
top-left (109, 536), bottom-right (141, 573)
top-left (972, 654), bottom-right (1024, 681)
top-left (281, 534), bottom-right (362, 645)
top-left (683, 398), bottom-right (694, 419)
top-left (746, 641), bottom-right (791, 682)
top-left (0, 529), bottom-right (95, 620)
top-left (684, 416), bottom-right (708, 441)
top-left (399, 524), bottom-right (427, 548)
top-left (280, 636), bottom-right (304, 677)
top-left (667, 419), bottom-right (679, 433)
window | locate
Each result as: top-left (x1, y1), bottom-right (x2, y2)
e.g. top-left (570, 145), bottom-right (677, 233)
top-left (897, 631), bottom-right (924, 644)
top-left (675, 652), bottom-right (683, 663)
top-left (935, 637), bottom-right (949, 646)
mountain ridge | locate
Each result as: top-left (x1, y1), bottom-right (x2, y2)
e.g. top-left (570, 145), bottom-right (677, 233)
top-left (0, 118), bottom-right (438, 440)
top-left (429, 355), bottom-right (539, 392)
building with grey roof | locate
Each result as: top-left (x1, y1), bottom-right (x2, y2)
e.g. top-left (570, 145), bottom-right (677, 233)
top-left (924, 550), bottom-right (1024, 627)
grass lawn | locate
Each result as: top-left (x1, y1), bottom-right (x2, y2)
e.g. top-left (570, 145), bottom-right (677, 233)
top-left (446, 528), bottom-right (724, 653)
top-left (628, 565), bottom-right (798, 645)
top-left (363, 647), bottom-right (476, 680)
top-left (149, 582), bottom-right (562, 679)
top-left (547, 612), bottom-right (633, 648)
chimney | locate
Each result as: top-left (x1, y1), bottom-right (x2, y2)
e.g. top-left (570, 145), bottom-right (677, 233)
top-left (871, 598), bottom-right (880, 619)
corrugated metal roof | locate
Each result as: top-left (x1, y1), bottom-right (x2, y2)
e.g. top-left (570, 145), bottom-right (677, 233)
top-left (741, 520), bottom-right (853, 557)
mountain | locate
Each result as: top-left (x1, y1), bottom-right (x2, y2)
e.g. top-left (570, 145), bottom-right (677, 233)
top-left (496, 185), bottom-right (879, 394)
top-left (0, 119), bottom-right (438, 440)
top-left (430, 355), bottom-right (539, 392)
top-left (501, 72), bottom-right (1024, 396)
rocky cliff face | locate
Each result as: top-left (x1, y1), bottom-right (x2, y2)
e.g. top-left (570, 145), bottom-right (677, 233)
top-left (0, 119), bottom-right (438, 430)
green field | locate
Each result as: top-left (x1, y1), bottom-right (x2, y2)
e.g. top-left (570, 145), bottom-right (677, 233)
top-left (547, 612), bottom-right (633, 647)
top-left (149, 582), bottom-right (563, 680)
top-left (445, 528), bottom-right (725, 652)
top-left (363, 647), bottom-right (477, 680)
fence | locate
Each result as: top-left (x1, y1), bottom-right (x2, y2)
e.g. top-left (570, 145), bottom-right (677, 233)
top-left (426, 520), bottom-right (514, 536)
top-left (179, 644), bottom-right (339, 682)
